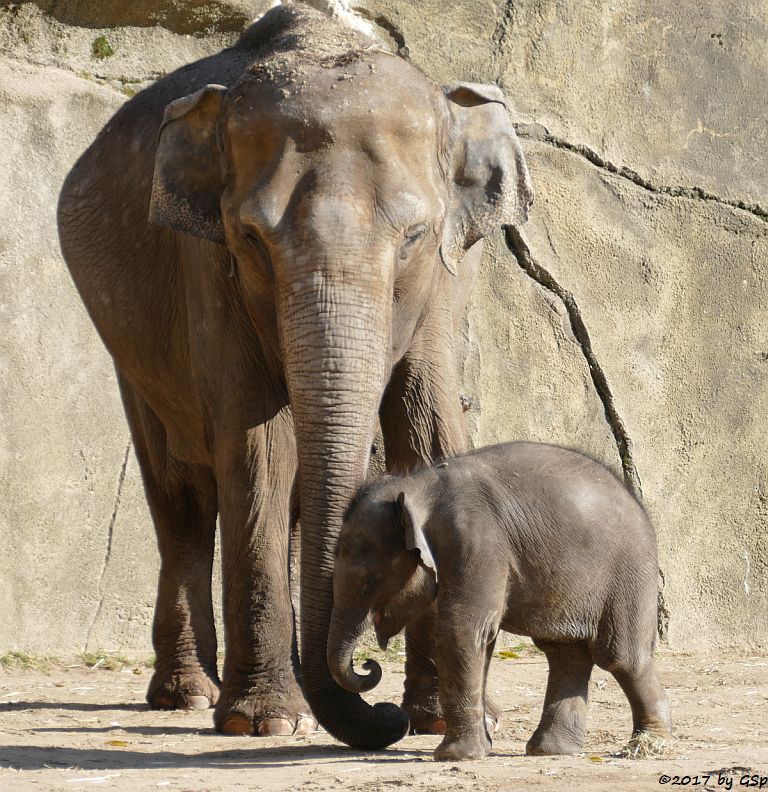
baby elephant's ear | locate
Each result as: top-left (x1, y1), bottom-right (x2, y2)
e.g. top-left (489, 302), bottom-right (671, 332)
top-left (396, 492), bottom-right (437, 581)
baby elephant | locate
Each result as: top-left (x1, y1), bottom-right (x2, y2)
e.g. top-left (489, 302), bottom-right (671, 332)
top-left (328, 442), bottom-right (671, 761)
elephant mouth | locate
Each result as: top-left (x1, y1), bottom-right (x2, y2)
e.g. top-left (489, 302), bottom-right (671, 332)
top-left (373, 610), bottom-right (398, 651)
top-left (376, 630), bottom-right (389, 652)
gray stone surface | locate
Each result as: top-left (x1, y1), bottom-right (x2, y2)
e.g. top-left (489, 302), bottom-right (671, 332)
top-left (0, 3), bottom-right (243, 96)
top-left (459, 231), bottom-right (620, 474)
top-left (0, 0), bottom-right (263, 35)
top-left (0, 0), bottom-right (765, 654)
top-left (0, 59), bottom-right (155, 653)
top-left (495, 0), bottom-right (768, 208)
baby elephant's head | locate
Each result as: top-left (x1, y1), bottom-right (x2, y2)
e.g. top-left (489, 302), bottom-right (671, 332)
top-left (328, 484), bottom-right (438, 694)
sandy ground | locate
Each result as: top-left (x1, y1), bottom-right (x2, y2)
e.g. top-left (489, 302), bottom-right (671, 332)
top-left (1, 646), bottom-right (767, 791)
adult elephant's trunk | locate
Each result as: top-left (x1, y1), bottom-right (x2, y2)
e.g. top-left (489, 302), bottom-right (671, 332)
top-left (278, 264), bottom-right (409, 749)
top-left (327, 605), bottom-right (382, 694)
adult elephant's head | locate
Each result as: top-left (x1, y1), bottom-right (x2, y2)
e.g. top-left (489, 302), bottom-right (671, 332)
top-left (148, 13), bottom-right (532, 750)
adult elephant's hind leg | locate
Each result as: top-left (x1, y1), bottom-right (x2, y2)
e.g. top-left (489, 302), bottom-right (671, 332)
top-left (526, 641), bottom-right (593, 755)
top-left (119, 377), bottom-right (221, 711)
top-left (213, 408), bottom-right (315, 738)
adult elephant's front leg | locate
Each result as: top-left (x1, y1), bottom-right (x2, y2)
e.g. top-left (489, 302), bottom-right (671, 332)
top-left (214, 407), bottom-right (315, 736)
top-left (379, 316), bottom-right (468, 735)
top-left (380, 292), bottom-right (502, 736)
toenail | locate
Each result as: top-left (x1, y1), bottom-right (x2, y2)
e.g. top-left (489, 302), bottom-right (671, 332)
top-left (294, 716), bottom-right (318, 735)
top-left (257, 718), bottom-right (294, 737)
top-left (222, 716), bottom-right (255, 736)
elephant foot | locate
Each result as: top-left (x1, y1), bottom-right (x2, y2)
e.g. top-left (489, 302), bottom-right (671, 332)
top-left (214, 679), bottom-right (316, 737)
top-left (403, 701), bottom-right (445, 735)
top-left (147, 667), bottom-right (221, 711)
top-left (433, 733), bottom-right (490, 761)
top-left (525, 727), bottom-right (583, 756)
top-left (404, 699), bottom-right (501, 736)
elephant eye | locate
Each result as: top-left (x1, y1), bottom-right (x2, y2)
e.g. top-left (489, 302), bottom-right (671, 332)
top-left (399, 224), bottom-right (428, 260)
top-left (244, 231), bottom-right (274, 277)
top-left (244, 230), bottom-right (266, 255)
top-left (363, 573), bottom-right (381, 593)
top-left (406, 224), bottom-right (427, 242)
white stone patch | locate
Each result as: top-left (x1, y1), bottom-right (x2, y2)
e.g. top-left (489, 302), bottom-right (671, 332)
top-left (297, 0), bottom-right (377, 38)
top-left (256, 1), bottom-right (377, 40)
top-left (253, 0), bottom-right (281, 24)
top-left (743, 547), bottom-right (751, 595)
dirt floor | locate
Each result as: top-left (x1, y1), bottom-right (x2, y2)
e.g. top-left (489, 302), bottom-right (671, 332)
top-left (1, 645), bottom-right (767, 791)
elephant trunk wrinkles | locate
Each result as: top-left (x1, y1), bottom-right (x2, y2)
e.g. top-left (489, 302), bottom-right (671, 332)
top-left (280, 274), bottom-right (409, 750)
top-left (327, 606), bottom-right (382, 694)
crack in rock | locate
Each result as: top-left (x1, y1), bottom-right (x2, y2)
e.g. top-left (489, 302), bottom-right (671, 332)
top-left (491, 0), bottom-right (515, 77)
top-left (83, 439), bottom-right (131, 652)
top-left (372, 14), bottom-right (409, 56)
top-left (657, 570), bottom-right (671, 641)
top-left (351, 7), bottom-right (409, 56)
top-left (515, 123), bottom-right (768, 223)
top-left (504, 225), bottom-right (643, 501)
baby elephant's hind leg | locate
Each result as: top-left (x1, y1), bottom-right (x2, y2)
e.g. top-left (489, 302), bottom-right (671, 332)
top-left (526, 642), bottom-right (593, 756)
top-left (612, 657), bottom-right (671, 741)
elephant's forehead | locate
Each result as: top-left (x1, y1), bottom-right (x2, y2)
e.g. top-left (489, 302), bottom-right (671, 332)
top-left (228, 54), bottom-right (442, 145)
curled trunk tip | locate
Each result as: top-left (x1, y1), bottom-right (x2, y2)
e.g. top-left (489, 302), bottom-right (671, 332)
top-left (339, 657), bottom-right (383, 693)
top-left (327, 642), bottom-right (384, 694)
top-left (327, 606), bottom-right (385, 693)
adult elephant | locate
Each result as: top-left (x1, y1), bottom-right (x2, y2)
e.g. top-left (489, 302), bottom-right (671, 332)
top-left (58, 3), bottom-right (532, 749)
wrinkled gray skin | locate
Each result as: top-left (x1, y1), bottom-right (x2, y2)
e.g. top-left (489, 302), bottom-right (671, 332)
top-left (57, 4), bottom-right (532, 749)
top-left (330, 442), bottom-right (671, 760)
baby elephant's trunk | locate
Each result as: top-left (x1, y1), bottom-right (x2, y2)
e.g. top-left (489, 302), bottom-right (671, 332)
top-left (327, 605), bottom-right (383, 693)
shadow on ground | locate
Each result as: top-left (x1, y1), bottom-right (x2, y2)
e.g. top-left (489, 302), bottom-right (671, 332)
top-left (0, 743), bottom-right (437, 772)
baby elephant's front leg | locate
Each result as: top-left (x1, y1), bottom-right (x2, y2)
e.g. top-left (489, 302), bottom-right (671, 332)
top-left (433, 607), bottom-right (499, 761)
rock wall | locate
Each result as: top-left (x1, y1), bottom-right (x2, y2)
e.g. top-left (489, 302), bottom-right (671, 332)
top-left (0, 0), bottom-right (765, 653)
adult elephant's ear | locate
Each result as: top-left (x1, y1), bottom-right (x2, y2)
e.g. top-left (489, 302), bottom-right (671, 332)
top-left (440, 82), bottom-right (534, 275)
top-left (149, 84), bottom-right (227, 245)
